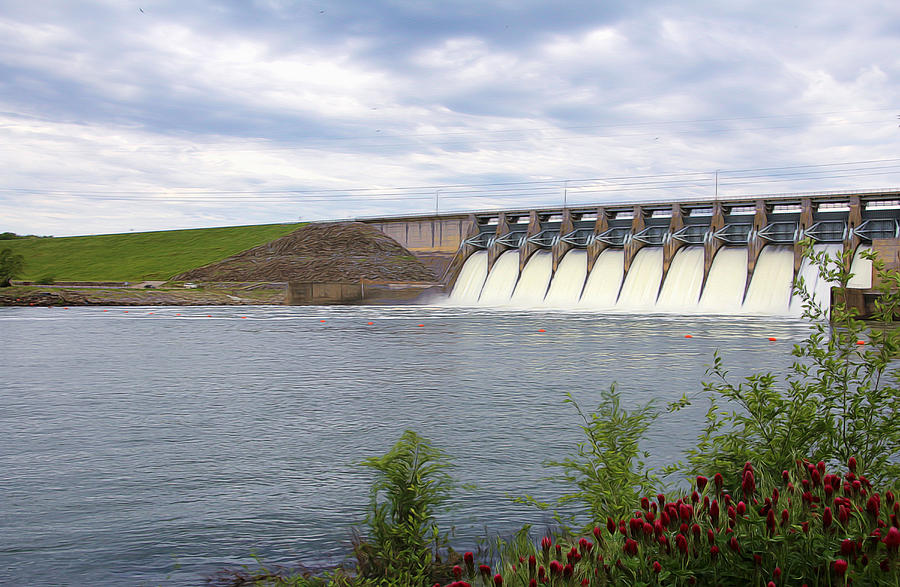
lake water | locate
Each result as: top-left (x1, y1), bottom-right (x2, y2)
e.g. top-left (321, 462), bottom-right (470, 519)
top-left (0, 305), bottom-right (810, 585)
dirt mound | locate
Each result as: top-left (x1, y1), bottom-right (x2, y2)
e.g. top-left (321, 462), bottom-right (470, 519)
top-left (173, 222), bottom-right (436, 283)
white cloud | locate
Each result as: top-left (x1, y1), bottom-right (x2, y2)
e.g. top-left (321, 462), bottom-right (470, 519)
top-left (0, 0), bottom-right (899, 235)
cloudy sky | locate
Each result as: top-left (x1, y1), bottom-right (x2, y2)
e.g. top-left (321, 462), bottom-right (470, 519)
top-left (2, 1), bottom-right (899, 236)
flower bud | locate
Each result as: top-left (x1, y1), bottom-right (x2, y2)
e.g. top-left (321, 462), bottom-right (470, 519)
top-left (714, 473), bottom-right (724, 492)
top-left (697, 476), bottom-right (708, 492)
top-left (884, 526), bottom-right (900, 553)
top-left (833, 559), bottom-right (848, 576)
top-left (675, 533), bottom-right (688, 555)
top-left (623, 538), bottom-right (638, 556)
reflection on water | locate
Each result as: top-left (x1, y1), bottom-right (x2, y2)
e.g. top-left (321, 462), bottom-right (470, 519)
top-left (0, 305), bottom-right (809, 586)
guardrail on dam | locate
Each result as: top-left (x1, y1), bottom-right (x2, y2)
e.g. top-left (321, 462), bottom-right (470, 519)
top-left (360, 190), bottom-right (900, 298)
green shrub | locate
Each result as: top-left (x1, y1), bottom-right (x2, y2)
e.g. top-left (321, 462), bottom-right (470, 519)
top-left (356, 430), bottom-right (455, 586)
top-left (519, 387), bottom-right (659, 530)
top-left (0, 248), bottom-right (25, 286)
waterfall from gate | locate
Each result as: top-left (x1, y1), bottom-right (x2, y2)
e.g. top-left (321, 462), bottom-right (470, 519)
top-left (544, 250), bottom-right (587, 306)
top-left (697, 248), bottom-right (748, 313)
top-left (743, 246), bottom-right (795, 315)
top-left (656, 247), bottom-right (704, 311)
top-left (579, 249), bottom-right (624, 309)
top-left (791, 244), bottom-right (844, 315)
top-left (510, 252), bottom-right (553, 306)
top-left (615, 248), bottom-right (664, 311)
top-left (477, 250), bottom-right (520, 305)
top-left (448, 250), bottom-right (488, 303)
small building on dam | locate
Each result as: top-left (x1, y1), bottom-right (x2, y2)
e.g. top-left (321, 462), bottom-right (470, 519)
top-left (301, 190), bottom-right (900, 315)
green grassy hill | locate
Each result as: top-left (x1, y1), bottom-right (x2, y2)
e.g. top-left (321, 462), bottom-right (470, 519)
top-left (1, 223), bottom-right (302, 282)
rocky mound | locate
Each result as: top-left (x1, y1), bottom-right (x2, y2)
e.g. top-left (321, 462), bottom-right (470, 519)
top-left (173, 222), bottom-right (436, 283)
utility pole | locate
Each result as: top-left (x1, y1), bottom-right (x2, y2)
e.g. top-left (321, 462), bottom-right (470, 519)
top-left (435, 189), bottom-right (440, 216)
top-left (715, 170), bottom-right (719, 200)
top-left (563, 180), bottom-right (569, 209)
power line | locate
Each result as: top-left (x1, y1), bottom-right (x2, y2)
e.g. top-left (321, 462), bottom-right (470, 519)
top-left (0, 108), bottom-right (895, 153)
top-left (4, 157), bottom-right (900, 200)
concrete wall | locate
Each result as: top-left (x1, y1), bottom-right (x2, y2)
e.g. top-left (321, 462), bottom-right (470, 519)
top-left (363, 215), bottom-right (471, 253)
top-left (872, 238), bottom-right (900, 285)
top-left (286, 281), bottom-right (445, 305)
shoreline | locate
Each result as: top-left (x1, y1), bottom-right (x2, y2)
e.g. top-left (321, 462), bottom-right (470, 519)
top-left (0, 285), bottom-right (286, 306)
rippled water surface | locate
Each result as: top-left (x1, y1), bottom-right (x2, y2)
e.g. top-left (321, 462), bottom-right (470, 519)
top-left (0, 305), bottom-right (809, 585)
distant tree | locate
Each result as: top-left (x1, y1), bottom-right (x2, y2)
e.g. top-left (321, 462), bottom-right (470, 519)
top-left (0, 248), bottom-right (25, 286)
top-left (0, 232), bottom-right (18, 240)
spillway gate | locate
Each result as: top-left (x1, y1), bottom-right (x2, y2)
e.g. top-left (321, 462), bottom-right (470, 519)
top-left (444, 192), bottom-right (900, 297)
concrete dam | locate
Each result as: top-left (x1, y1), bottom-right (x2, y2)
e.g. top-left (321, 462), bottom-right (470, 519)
top-left (359, 190), bottom-right (900, 314)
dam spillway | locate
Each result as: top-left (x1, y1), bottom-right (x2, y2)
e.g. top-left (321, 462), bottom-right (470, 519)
top-left (439, 193), bottom-right (899, 315)
top-left (451, 243), bottom-right (858, 314)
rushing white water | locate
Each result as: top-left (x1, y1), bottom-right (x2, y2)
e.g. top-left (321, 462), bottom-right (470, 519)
top-left (791, 243), bottom-right (843, 315)
top-left (449, 242), bottom-right (857, 315)
top-left (743, 245), bottom-right (794, 315)
top-left (449, 251), bottom-right (488, 303)
top-left (656, 247), bottom-right (704, 311)
top-left (616, 248), bottom-right (664, 311)
top-left (848, 246), bottom-right (873, 289)
top-left (510, 251), bottom-right (553, 306)
top-left (478, 250), bottom-right (520, 305)
top-left (579, 249), bottom-right (624, 308)
top-left (544, 250), bottom-right (587, 307)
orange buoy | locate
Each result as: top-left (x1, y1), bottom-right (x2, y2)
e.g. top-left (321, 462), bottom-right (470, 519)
top-left (417, 324), bottom-right (425, 327)
top-left (241, 316), bottom-right (247, 319)
top-left (538, 328), bottom-right (546, 332)
top-left (367, 321), bottom-right (374, 325)
top-left (63, 307), bottom-right (68, 310)
top-left (103, 309), bottom-right (108, 312)
top-left (768, 337), bottom-right (777, 342)
top-left (176, 313), bottom-right (181, 316)
top-left (124, 310), bottom-right (129, 313)
top-left (207, 315), bottom-right (212, 317)
top-left (856, 340), bottom-right (866, 345)
top-left (684, 334), bottom-right (693, 338)
top-left (320, 319), bottom-right (326, 323)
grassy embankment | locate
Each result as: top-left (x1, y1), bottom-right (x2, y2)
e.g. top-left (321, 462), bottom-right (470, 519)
top-left (3, 223), bottom-right (301, 282)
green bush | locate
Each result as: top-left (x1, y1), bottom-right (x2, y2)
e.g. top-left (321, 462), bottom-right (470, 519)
top-left (0, 247), bottom-right (25, 286)
top-left (356, 430), bottom-right (455, 586)
top-left (518, 388), bottom-right (659, 529)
